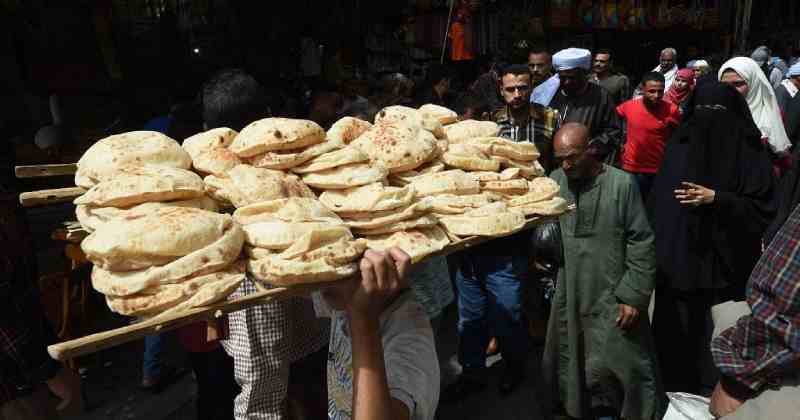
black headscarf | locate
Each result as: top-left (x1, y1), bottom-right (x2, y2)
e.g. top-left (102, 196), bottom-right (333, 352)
top-left (651, 82), bottom-right (776, 295)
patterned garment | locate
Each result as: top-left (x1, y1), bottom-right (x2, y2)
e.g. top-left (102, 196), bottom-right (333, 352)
top-left (493, 103), bottom-right (559, 172)
top-left (327, 291), bottom-right (440, 420)
top-left (0, 198), bottom-right (58, 406)
top-left (494, 104), bottom-right (559, 144)
top-left (222, 279), bottom-right (330, 420)
top-left (711, 203), bottom-right (800, 392)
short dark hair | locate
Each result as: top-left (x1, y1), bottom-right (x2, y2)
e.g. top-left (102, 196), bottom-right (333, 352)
top-left (201, 69), bottom-right (270, 131)
top-left (456, 92), bottom-right (488, 116)
top-left (528, 45), bottom-right (550, 56)
top-left (594, 49), bottom-right (613, 59)
top-left (499, 64), bottom-right (531, 79)
top-left (641, 71), bottom-right (666, 86)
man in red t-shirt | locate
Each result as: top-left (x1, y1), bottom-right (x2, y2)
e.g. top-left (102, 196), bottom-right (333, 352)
top-left (617, 71), bottom-right (682, 198)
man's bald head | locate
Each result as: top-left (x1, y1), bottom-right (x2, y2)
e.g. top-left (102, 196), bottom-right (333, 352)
top-left (554, 122), bottom-right (591, 151)
top-left (553, 123), bottom-right (599, 180)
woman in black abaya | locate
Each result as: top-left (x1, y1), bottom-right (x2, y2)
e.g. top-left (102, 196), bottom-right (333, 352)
top-left (650, 82), bottom-right (776, 395)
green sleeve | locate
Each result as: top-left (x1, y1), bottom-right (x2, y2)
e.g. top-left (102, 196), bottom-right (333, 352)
top-left (614, 174), bottom-right (656, 309)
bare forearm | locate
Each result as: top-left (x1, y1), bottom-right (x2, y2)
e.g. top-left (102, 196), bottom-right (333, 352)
top-left (351, 316), bottom-right (400, 420)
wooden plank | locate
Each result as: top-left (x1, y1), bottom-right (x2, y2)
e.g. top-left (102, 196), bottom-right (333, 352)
top-left (47, 281), bottom-right (333, 361)
top-left (20, 187), bottom-right (85, 207)
top-left (15, 164), bottom-right (77, 178)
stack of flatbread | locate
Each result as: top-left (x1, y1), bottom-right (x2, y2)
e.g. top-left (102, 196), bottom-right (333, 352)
top-left (318, 183), bottom-right (449, 262)
top-left (81, 207), bottom-right (245, 319)
top-left (204, 164), bottom-right (315, 208)
top-left (505, 177), bottom-right (568, 216)
top-left (74, 132), bottom-right (218, 232)
top-left (438, 202), bottom-right (527, 238)
top-left (234, 197), bottom-right (365, 286)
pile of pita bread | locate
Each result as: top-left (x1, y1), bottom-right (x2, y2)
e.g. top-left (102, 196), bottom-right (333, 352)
top-left (72, 103), bottom-right (567, 316)
top-left (233, 197), bottom-right (365, 286)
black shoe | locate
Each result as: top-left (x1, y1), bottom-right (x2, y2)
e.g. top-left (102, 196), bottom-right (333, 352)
top-left (440, 375), bottom-right (487, 404)
top-left (498, 369), bottom-right (525, 396)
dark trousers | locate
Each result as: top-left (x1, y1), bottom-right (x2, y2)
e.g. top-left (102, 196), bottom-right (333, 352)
top-left (188, 348), bottom-right (239, 420)
top-left (631, 172), bottom-right (656, 201)
top-left (456, 251), bottom-right (530, 376)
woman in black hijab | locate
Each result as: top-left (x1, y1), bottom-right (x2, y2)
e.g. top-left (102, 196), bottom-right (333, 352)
top-left (650, 82), bottom-right (776, 395)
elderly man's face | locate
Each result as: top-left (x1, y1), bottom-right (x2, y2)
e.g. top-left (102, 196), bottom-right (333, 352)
top-left (528, 52), bottom-right (553, 85)
top-left (558, 68), bottom-right (588, 97)
top-left (593, 53), bottom-right (611, 75)
top-left (554, 133), bottom-right (594, 180)
top-left (500, 73), bottom-right (532, 110)
top-left (660, 51), bottom-right (675, 70)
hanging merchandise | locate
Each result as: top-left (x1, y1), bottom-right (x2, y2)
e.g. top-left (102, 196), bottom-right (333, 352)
top-left (449, 0), bottom-right (476, 61)
top-left (594, 0), bottom-right (620, 29)
top-left (578, 0), bottom-right (594, 28)
top-left (550, 0), bottom-right (574, 29)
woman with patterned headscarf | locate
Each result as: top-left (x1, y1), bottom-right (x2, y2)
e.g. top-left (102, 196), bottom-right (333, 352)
top-left (665, 68), bottom-right (696, 113)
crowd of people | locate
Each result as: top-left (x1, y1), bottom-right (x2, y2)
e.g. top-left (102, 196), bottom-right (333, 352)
top-left (3, 41), bottom-right (800, 420)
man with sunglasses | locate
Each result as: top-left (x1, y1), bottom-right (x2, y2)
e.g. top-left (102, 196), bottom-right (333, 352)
top-left (549, 48), bottom-right (623, 166)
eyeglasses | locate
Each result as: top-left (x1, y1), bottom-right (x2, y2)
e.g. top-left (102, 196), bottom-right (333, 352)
top-left (503, 85), bottom-right (531, 93)
top-left (725, 80), bottom-right (748, 88)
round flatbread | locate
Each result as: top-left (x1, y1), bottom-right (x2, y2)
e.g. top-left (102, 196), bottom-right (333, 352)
top-left (246, 138), bottom-right (342, 170)
top-left (419, 104), bottom-right (458, 125)
top-left (409, 169), bottom-right (480, 197)
top-left (494, 156), bottom-right (546, 179)
top-left (360, 226), bottom-right (450, 263)
top-left (466, 137), bottom-right (540, 161)
top-left (341, 201), bottom-right (432, 230)
top-left (106, 263), bottom-right (245, 317)
top-left (204, 165), bottom-right (314, 208)
top-left (291, 146), bottom-right (369, 174)
top-left (230, 118), bottom-right (325, 157)
top-left (243, 222), bottom-right (348, 250)
top-left (74, 165), bottom-right (204, 208)
top-left (427, 192), bottom-right (505, 214)
top-left (181, 128), bottom-right (241, 176)
top-left (353, 214), bottom-right (439, 236)
top-left (469, 168), bottom-right (521, 182)
top-left (327, 116), bottom-right (373, 144)
top-left (301, 162), bottom-right (388, 189)
top-left (76, 196), bottom-right (218, 233)
top-left (439, 203), bottom-right (526, 238)
top-left (82, 207), bottom-right (232, 271)
top-left (511, 196), bottom-right (568, 216)
top-left (350, 120), bottom-right (437, 173)
top-left (443, 120), bottom-right (500, 144)
top-left (319, 183), bottom-right (415, 213)
top-left (441, 143), bottom-right (500, 172)
top-left (506, 177), bottom-right (560, 207)
top-left (90, 221), bottom-right (244, 296)
top-left (233, 197), bottom-right (343, 225)
top-left (480, 179), bottom-right (530, 195)
top-left (248, 258), bottom-right (358, 286)
top-left (75, 131), bottom-right (191, 188)
top-left (155, 264), bottom-right (246, 318)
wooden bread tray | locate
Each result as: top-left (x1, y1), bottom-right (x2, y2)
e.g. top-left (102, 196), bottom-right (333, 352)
top-left (46, 215), bottom-right (559, 361)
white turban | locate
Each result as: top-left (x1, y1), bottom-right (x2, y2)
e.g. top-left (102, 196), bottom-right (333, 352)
top-left (787, 62), bottom-right (800, 78)
top-left (552, 48), bottom-right (592, 72)
top-left (693, 59), bottom-right (709, 69)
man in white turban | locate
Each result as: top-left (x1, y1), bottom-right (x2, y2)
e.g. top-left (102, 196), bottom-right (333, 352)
top-left (548, 48), bottom-right (623, 165)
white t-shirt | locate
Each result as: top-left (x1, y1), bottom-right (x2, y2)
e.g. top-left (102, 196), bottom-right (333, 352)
top-left (327, 291), bottom-right (440, 420)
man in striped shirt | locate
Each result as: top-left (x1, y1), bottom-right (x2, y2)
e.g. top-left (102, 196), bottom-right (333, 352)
top-left (493, 64), bottom-right (559, 172)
